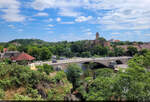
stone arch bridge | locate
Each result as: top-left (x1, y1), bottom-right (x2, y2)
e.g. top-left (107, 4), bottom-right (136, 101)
top-left (31, 56), bottom-right (132, 70)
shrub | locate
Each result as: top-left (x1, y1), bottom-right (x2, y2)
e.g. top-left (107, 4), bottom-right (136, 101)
top-left (43, 64), bottom-right (54, 75)
top-left (14, 94), bottom-right (32, 100)
top-left (37, 64), bottom-right (54, 75)
top-left (54, 71), bottom-right (66, 82)
top-left (0, 88), bottom-right (5, 99)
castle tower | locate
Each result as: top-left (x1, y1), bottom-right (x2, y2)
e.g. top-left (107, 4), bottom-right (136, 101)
top-left (96, 32), bottom-right (99, 40)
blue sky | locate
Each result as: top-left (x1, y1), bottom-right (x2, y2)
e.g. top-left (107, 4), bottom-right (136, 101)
top-left (0, 0), bottom-right (150, 42)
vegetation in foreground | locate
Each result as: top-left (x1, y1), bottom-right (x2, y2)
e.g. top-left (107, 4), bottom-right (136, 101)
top-left (0, 63), bottom-right (72, 100)
top-left (0, 51), bottom-right (150, 101)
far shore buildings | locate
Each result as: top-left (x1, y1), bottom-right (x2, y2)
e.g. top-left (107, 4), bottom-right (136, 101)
top-left (0, 48), bottom-right (35, 62)
top-left (117, 43), bottom-right (150, 51)
top-left (109, 39), bottom-right (120, 43)
top-left (90, 32), bottom-right (111, 47)
top-left (91, 32), bottom-right (150, 51)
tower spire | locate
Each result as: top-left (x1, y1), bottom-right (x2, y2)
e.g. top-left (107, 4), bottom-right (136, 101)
top-left (96, 32), bottom-right (99, 40)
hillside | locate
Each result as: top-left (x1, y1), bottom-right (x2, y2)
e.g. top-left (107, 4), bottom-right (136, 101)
top-left (9, 39), bottom-right (49, 46)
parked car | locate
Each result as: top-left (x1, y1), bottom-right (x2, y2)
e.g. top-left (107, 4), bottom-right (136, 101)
top-left (52, 59), bottom-right (57, 63)
top-left (52, 55), bottom-right (57, 59)
top-left (59, 57), bottom-right (67, 60)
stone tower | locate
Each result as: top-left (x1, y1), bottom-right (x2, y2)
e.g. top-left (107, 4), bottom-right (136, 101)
top-left (96, 32), bottom-right (99, 40)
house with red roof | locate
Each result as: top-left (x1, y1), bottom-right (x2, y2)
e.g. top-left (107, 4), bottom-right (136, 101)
top-left (11, 52), bottom-right (35, 62)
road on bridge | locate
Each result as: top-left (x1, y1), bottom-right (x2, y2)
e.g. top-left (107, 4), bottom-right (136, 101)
top-left (29, 56), bottom-right (132, 67)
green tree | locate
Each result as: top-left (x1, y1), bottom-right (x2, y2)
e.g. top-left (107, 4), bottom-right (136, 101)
top-left (114, 47), bottom-right (125, 56)
top-left (81, 52), bottom-right (91, 58)
top-left (92, 45), bottom-right (108, 56)
top-left (8, 45), bottom-right (17, 51)
top-left (40, 47), bottom-right (52, 60)
top-left (66, 64), bottom-right (82, 90)
top-left (0, 46), bottom-right (3, 52)
top-left (138, 49), bottom-right (148, 55)
top-left (27, 46), bottom-right (41, 60)
top-left (126, 46), bottom-right (138, 56)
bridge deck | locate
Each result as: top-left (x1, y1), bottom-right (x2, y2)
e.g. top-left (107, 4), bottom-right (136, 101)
top-left (30, 57), bottom-right (132, 66)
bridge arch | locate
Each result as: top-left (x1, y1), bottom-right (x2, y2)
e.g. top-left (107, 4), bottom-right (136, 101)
top-left (115, 60), bottom-right (123, 64)
top-left (81, 61), bottom-right (108, 69)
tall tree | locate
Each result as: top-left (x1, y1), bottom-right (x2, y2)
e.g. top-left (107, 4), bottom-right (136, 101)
top-left (66, 64), bottom-right (82, 91)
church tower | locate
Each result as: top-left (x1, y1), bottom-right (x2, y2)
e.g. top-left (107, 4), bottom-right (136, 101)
top-left (96, 32), bottom-right (99, 40)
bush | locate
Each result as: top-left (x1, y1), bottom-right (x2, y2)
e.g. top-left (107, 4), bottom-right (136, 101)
top-left (0, 79), bottom-right (11, 90)
top-left (26, 88), bottom-right (41, 99)
top-left (37, 64), bottom-right (54, 75)
top-left (54, 71), bottom-right (66, 82)
top-left (14, 94), bottom-right (32, 100)
top-left (0, 88), bottom-right (5, 99)
top-left (43, 64), bottom-right (54, 75)
top-left (47, 90), bottom-right (54, 100)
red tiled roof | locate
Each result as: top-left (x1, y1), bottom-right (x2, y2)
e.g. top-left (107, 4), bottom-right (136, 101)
top-left (3, 48), bottom-right (8, 52)
top-left (11, 52), bottom-right (35, 61)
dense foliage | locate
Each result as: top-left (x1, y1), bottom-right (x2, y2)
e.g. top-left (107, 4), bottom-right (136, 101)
top-left (0, 39), bottom-right (145, 61)
top-left (66, 64), bottom-right (82, 91)
top-left (0, 63), bottom-right (72, 100)
top-left (1, 38), bottom-right (150, 101)
top-left (77, 51), bottom-right (150, 101)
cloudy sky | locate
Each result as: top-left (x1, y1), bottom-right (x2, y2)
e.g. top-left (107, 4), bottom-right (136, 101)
top-left (0, 0), bottom-right (150, 42)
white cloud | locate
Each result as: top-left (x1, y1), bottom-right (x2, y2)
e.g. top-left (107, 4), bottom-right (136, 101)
top-left (82, 28), bottom-right (91, 32)
top-left (48, 24), bottom-right (54, 27)
top-left (58, 8), bottom-right (81, 17)
top-left (82, 28), bottom-right (93, 36)
top-left (35, 12), bottom-right (48, 16)
top-left (86, 32), bottom-right (93, 35)
top-left (56, 17), bottom-right (61, 22)
top-left (31, 0), bottom-right (82, 17)
top-left (111, 32), bottom-right (120, 35)
top-left (61, 21), bottom-right (75, 24)
top-left (31, 0), bottom-right (82, 10)
top-left (75, 16), bottom-right (93, 22)
top-left (18, 29), bottom-right (23, 32)
top-left (8, 24), bottom-right (15, 28)
top-left (0, 0), bottom-right (25, 22)
top-left (89, 0), bottom-right (150, 30)
top-left (30, 0), bottom-right (150, 31)
top-left (43, 18), bottom-right (53, 22)
top-left (144, 34), bottom-right (150, 36)
top-left (28, 18), bottom-right (36, 21)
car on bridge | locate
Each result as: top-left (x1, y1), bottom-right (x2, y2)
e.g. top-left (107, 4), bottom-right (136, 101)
top-left (52, 59), bottom-right (57, 63)
top-left (59, 57), bottom-right (67, 60)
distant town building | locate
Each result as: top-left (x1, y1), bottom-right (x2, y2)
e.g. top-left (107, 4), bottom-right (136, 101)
top-left (1, 51), bottom-right (20, 59)
top-left (0, 48), bottom-right (35, 62)
top-left (11, 52), bottom-right (35, 62)
top-left (117, 43), bottom-right (150, 51)
top-left (108, 39), bottom-right (120, 42)
top-left (114, 40), bottom-right (120, 42)
top-left (88, 32), bottom-right (111, 48)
